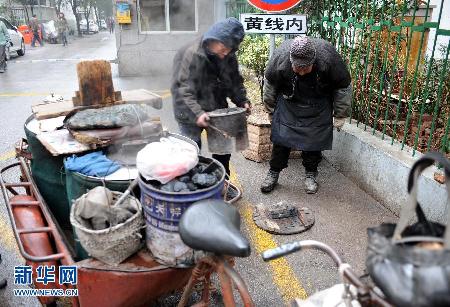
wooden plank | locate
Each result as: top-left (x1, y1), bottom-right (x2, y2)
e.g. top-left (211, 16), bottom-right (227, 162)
top-left (77, 60), bottom-right (115, 106)
top-left (33, 89), bottom-right (162, 120)
top-left (36, 129), bottom-right (94, 156)
top-left (73, 91), bottom-right (82, 106)
top-left (121, 89), bottom-right (163, 109)
top-left (32, 100), bottom-right (76, 120)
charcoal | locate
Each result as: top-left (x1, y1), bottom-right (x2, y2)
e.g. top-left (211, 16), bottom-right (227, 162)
top-left (192, 173), bottom-right (218, 188)
top-left (160, 181), bottom-right (176, 192)
top-left (213, 169), bottom-right (223, 180)
top-left (178, 176), bottom-right (191, 183)
top-left (173, 181), bottom-right (188, 192)
top-left (187, 182), bottom-right (198, 191)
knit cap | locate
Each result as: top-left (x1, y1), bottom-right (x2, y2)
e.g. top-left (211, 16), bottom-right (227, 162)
top-left (290, 36), bottom-right (316, 67)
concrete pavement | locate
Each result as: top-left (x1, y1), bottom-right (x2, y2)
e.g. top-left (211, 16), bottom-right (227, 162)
top-left (0, 32), bottom-right (397, 306)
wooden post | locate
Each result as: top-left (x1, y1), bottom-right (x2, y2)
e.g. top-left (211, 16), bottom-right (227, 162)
top-left (75, 60), bottom-right (116, 106)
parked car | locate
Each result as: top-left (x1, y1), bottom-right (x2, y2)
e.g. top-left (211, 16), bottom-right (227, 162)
top-left (100, 19), bottom-right (107, 30)
top-left (0, 16), bottom-right (25, 58)
top-left (80, 19), bottom-right (99, 34)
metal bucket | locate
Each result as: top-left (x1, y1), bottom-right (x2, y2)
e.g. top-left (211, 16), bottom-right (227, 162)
top-left (207, 108), bottom-right (248, 153)
top-left (208, 107), bottom-right (247, 137)
top-left (138, 156), bottom-right (225, 267)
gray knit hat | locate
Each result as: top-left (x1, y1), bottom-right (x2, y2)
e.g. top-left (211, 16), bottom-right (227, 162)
top-left (290, 36), bottom-right (316, 67)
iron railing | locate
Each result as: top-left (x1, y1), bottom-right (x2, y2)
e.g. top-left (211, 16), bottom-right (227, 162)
top-left (226, 0), bottom-right (450, 157)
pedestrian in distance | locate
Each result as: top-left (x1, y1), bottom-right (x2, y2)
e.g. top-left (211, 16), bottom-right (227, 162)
top-left (260, 36), bottom-right (352, 194)
top-left (108, 17), bottom-right (115, 34)
top-left (171, 17), bottom-right (251, 177)
top-left (55, 12), bottom-right (69, 46)
top-left (30, 14), bottom-right (44, 47)
top-left (0, 18), bottom-right (10, 73)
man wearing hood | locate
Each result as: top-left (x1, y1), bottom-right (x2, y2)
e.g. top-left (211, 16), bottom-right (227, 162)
top-left (260, 36), bottom-right (352, 194)
top-left (171, 17), bottom-right (250, 176)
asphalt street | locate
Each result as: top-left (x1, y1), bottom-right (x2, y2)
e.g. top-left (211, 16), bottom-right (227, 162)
top-left (0, 32), bottom-right (397, 306)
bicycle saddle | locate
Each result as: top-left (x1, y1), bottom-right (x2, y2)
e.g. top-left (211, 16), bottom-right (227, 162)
top-left (179, 199), bottom-right (251, 257)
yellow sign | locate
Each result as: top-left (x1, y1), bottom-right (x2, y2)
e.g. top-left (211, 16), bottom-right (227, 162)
top-left (116, 2), bottom-right (131, 24)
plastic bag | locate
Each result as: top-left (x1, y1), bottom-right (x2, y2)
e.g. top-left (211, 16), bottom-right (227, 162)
top-left (136, 137), bottom-right (199, 184)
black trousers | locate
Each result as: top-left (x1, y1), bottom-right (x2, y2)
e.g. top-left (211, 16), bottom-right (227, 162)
top-left (269, 144), bottom-right (322, 173)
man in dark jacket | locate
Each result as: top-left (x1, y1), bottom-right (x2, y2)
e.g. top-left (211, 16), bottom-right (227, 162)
top-left (30, 15), bottom-right (43, 47)
top-left (260, 36), bottom-right (352, 194)
top-left (171, 17), bottom-right (250, 175)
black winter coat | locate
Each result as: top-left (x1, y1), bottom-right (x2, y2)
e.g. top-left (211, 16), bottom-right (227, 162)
top-left (263, 38), bottom-right (352, 151)
top-left (171, 18), bottom-right (249, 124)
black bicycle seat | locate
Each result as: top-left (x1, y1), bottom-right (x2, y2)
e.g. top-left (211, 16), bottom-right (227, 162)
top-left (179, 199), bottom-right (251, 258)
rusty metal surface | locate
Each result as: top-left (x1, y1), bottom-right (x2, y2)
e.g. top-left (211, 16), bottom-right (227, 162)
top-left (0, 158), bottom-right (79, 306)
top-left (0, 159), bottom-right (74, 264)
top-left (177, 256), bottom-right (253, 307)
top-left (253, 202), bottom-right (315, 235)
top-left (77, 250), bottom-right (192, 307)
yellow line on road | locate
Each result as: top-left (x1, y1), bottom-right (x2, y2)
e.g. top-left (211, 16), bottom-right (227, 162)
top-left (229, 166), bottom-right (308, 304)
top-left (0, 216), bottom-right (18, 252)
top-left (0, 150), bottom-right (15, 161)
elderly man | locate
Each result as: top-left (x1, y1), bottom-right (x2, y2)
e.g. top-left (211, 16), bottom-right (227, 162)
top-left (171, 17), bottom-right (251, 176)
top-left (260, 36), bottom-right (352, 194)
top-left (0, 18), bottom-right (10, 73)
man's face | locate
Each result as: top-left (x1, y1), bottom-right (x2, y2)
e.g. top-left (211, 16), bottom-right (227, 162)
top-left (292, 64), bottom-right (313, 76)
top-left (207, 41), bottom-right (232, 60)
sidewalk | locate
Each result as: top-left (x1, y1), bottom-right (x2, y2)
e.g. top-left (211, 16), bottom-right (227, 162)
top-left (229, 150), bottom-right (397, 305)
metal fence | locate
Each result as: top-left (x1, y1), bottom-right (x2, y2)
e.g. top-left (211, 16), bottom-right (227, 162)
top-left (226, 0), bottom-right (450, 157)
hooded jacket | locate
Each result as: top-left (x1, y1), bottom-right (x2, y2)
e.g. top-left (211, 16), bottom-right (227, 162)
top-left (0, 20), bottom-right (10, 46)
top-left (171, 18), bottom-right (249, 124)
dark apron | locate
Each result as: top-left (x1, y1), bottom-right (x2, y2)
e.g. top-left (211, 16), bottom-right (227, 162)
top-left (271, 71), bottom-right (333, 151)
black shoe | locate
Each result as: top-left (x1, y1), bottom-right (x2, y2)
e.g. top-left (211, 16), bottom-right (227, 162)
top-left (260, 170), bottom-right (280, 193)
top-left (0, 278), bottom-right (6, 289)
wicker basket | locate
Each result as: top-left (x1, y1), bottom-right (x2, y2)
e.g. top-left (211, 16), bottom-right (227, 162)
top-left (70, 191), bottom-right (144, 265)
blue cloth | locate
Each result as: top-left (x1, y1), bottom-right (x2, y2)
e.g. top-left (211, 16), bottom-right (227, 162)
top-left (202, 17), bottom-right (244, 51)
top-left (64, 152), bottom-right (120, 177)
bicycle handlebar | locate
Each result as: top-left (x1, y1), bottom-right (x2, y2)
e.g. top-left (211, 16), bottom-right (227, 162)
top-left (262, 241), bottom-right (303, 261)
top-left (262, 240), bottom-right (344, 266)
top-left (262, 240), bottom-right (393, 307)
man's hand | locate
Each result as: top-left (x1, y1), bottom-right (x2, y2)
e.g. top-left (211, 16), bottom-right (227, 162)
top-left (333, 117), bottom-right (347, 131)
top-left (196, 113), bottom-right (210, 128)
top-left (244, 102), bottom-right (251, 115)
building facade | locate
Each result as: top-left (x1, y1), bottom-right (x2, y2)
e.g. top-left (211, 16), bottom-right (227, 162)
top-left (115, 0), bottom-right (227, 76)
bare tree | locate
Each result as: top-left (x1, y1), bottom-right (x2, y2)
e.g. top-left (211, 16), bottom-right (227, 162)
top-left (80, 0), bottom-right (94, 33)
top-left (68, 0), bottom-right (82, 36)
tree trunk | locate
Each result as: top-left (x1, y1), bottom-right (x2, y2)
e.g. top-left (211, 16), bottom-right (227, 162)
top-left (94, 5), bottom-right (99, 27)
top-left (70, 1), bottom-right (82, 36)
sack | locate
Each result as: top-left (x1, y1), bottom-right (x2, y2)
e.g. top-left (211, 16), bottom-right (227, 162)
top-left (136, 136), bottom-right (199, 184)
top-left (366, 152), bottom-right (450, 307)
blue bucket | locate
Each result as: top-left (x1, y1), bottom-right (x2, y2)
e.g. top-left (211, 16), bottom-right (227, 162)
top-left (138, 156), bottom-right (225, 266)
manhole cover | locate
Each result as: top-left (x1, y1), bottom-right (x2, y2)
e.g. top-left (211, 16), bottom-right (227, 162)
top-left (253, 202), bottom-right (315, 235)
